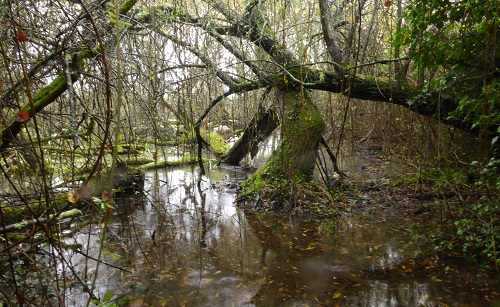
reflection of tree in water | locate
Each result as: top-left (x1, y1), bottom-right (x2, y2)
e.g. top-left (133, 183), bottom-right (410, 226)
top-left (87, 168), bottom-right (497, 306)
top-left (243, 208), bottom-right (331, 305)
top-left (244, 209), bottom-right (412, 305)
top-left (244, 209), bottom-right (465, 306)
top-left (196, 182), bottom-right (208, 248)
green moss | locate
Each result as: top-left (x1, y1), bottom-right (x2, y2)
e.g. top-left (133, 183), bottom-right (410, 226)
top-left (121, 157), bottom-right (155, 166)
top-left (27, 74), bottom-right (73, 114)
top-left (239, 90), bottom-right (325, 199)
top-left (239, 145), bottom-right (295, 197)
top-left (138, 154), bottom-right (209, 170)
top-left (239, 163), bottom-right (268, 197)
top-left (205, 131), bottom-right (230, 154)
top-left (119, 0), bottom-right (138, 15)
top-left (0, 197), bottom-right (69, 225)
top-left (182, 128), bottom-right (230, 154)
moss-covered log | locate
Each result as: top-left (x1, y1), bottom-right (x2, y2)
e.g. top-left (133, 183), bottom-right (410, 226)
top-left (138, 155), bottom-right (205, 170)
top-left (0, 209), bottom-right (82, 235)
top-left (0, 73), bottom-right (78, 152)
top-left (304, 72), bottom-right (470, 132)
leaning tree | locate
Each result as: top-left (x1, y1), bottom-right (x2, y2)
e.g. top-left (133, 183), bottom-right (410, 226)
top-left (129, 0), bottom-right (499, 197)
top-left (0, 0), bottom-right (497, 303)
top-left (2, 0), bottom-right (498, 199)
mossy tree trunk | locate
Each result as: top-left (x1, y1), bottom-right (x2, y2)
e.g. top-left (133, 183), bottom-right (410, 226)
top-left (241, 90), bottom-right (325, 196)
top-left (278, 91), bottom-right (325, 176)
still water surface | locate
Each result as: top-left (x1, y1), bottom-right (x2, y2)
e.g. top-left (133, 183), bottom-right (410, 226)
top-left (63, 163), bottom-right (499, 306)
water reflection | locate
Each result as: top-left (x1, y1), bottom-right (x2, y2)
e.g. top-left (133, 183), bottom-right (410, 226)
top-left (63, 165), bottom-right (498, 306)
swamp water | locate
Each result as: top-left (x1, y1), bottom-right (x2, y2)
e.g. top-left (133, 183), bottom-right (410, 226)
top-left (62, 163), bottom-right (500, 306)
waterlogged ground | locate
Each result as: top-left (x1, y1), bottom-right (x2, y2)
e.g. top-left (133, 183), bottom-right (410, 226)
top-left (63, 163), bottom-right (500, 306)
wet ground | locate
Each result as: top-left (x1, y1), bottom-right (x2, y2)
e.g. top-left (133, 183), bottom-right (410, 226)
top-left (62, 160), bottom-right (500, 306)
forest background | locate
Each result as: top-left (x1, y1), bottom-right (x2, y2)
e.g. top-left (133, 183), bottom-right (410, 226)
top-left (0, 0), bottom-right (498, 304)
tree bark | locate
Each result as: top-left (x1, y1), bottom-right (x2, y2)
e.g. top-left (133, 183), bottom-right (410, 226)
top-left (220, 107), bottom-right (279, 165)
top-left (318, 0), bottom-right (347, 71)
top-left (303, 71), bottom-right (485, 135)
top-left (240, 90), bottom-right (325, 196)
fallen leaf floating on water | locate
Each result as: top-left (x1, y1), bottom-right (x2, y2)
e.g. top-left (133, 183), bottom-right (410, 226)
top-left (332, 292), bottom-right (342, 299)
top-left (299, 244), bottom-right (316, 251)
top-left (431, 276), bottom-right (442, 282)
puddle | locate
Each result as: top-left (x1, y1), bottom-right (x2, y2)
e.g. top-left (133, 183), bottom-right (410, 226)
top-left (61, 164), bottom-right (500, 306)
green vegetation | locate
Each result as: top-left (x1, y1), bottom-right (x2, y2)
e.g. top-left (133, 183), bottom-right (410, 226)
top-left (394, 0), bottom-right (500, 270)
top-left (0, 0), bottom-right (498, 304)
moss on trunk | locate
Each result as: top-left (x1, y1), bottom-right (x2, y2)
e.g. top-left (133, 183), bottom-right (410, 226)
top-left (240, 90), bottom-right (325, 197)
top-left (0, 73), bottom-right (77, 151)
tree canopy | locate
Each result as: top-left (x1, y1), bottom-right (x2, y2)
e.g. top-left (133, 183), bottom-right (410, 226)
top-left (0, 0), bottom-right (497, 204)
top-left (1, 0), bottom-right (497, 153)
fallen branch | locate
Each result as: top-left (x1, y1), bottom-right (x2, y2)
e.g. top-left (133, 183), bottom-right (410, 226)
top-left (0, 208), bottom-right (82, 235)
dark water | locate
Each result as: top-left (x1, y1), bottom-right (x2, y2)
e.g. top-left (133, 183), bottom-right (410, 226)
top-left (62, 164), bottom-right (499, 306)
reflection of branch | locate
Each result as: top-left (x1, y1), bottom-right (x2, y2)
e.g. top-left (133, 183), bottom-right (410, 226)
top-left (319, 137), bottom-right (346, 177)
top-left (75, 249), bottom-right (132, 273)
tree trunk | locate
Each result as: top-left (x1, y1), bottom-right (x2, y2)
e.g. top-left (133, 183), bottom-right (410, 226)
top-left (240, 90), bottom-right (325, 196)
top-left (220, 107), bottom-right (279, 165)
